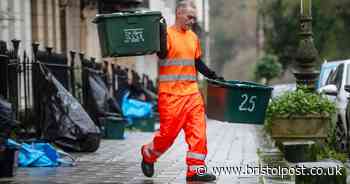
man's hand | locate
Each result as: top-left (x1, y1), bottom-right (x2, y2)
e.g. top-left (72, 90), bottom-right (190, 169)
top-left (209, 71), bottom-right (224, 81)
top-left (215, 76), bottom-right (225, 81)
top-left (157, 17), bottom-right (167, 59)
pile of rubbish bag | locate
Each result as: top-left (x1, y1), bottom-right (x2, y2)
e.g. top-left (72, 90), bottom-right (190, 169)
top-left (38, 63), bottom-right (101, 152)
top-left (86, 67), bottom-right (155, 126)
top-left (85, 68), bottom-right (122, 126)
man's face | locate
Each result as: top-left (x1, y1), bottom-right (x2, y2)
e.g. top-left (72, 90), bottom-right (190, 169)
top-left (177, 7), bottom-right (196, 31)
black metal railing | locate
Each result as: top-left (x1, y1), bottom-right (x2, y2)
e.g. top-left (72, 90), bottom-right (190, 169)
top-left (0, 40), bottom-right (157, 137)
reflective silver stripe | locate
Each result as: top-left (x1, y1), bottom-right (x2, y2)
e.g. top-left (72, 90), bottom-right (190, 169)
top-left (159, 59), bottom-right (195, 67)
top-left (187, 152), bottom-right (206, 161)
top-left (189, 165), bottom-right (206, 172)
top-left (159, 75), bottom-right (197, 81)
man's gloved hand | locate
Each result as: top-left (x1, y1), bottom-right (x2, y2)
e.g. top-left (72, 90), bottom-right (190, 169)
top-left (209, 71), bottom-right (224, 81)
top-left (157, 17), bottom-right (167, 59)
top-left (215, 76), bottom-right (225, 81)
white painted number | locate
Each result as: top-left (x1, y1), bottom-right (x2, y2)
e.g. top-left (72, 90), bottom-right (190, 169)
top-left (238, 94), bottom-right (257, 112)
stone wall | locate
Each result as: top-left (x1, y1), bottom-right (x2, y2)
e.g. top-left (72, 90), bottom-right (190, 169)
top-left (0, 0), bottom-right (32, 53)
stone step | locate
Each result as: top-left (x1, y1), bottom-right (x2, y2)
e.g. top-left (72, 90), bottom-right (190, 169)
top-left (258, 148), bottom-right (284, 163)
top-left (295, 161), bottom-right (346, 184)
top-left (282, 141), bottom-right (316, 163)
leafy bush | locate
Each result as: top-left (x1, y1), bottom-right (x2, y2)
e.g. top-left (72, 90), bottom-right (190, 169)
top-left (266, 88), bottom-right (336, 118)
top-left (254, 54), bottom-right (282, 84)
top-left (313, 144), bottom-right (348, 163)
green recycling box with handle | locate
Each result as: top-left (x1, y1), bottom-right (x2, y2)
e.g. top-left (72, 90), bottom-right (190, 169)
top-left (99, 116), bottom-right (125, 139)
top-left (93, 11), bottom-right (161, 57)
top-left (206, 79), bottom-right (273, 124)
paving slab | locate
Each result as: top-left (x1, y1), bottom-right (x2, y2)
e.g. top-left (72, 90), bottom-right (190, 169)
top-left (0, 119), bottom-right (267, 184)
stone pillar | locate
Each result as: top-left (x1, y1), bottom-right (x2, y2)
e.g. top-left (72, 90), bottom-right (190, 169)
top-left (0, 0), bottom-right (31, 52)
top-left (81, 2), bottom-right (101, 60)
top-left (54, 0), bottom-right (62, 52)
top-left (65, 0), bottom-right (81, 53)
top-left (32, 0), bottom-right (46, 48)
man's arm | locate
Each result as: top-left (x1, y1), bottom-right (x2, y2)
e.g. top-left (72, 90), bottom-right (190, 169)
top-left (195, 58), bottom-right (224, 80)
top-left (157, 17), bottom-right (168, 59)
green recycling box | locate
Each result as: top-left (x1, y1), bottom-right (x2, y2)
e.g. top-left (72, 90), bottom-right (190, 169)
top-left (133, 117), bottom-right (156, 132)
top-left (100, 116), bottom-right (125, 139)
top-left (93, 11), bottom-right (161, 57)
top-left (206, 79), bottom-right (273, 124)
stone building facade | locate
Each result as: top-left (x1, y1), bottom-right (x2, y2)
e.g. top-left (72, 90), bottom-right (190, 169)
top-left (0, 0), bottom-right (209, 82)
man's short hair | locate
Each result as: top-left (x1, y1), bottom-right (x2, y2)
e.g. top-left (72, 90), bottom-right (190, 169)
top-left (176, 0), bottom-right (196, 12)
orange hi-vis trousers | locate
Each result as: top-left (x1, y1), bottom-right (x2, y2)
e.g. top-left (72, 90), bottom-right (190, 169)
top-left (142, 92), bottom-right (207, 176)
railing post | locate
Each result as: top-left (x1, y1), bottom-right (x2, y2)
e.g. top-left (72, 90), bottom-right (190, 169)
top-left (69, 50), bottom-right (76, 97)
top-left (0, 55), bottom-right (9, 99)
top-left (32, 43), bottom-right (40, 62)
top-left (79, 52), bottom-right (88, 108)
top-left (11, 39), bottom-right (20, 58)
top-left (110, 63), bottom-right (116, 96)
top-left (90, 57), bottom-right (96, 69)
top-left (31, 42), bottom-right (40, 136)
top-left (0, 40), bottom-right (7, 54)
top-left (8, 40), bottom-right (20, 123)
top-left (45, 46), bottom-right (53, 55)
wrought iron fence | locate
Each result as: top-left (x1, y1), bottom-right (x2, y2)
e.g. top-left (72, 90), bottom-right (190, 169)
top-left (0, 40), bottom-right (157, 137)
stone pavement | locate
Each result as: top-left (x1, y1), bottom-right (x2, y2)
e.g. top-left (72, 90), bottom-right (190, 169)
top-left (0, 119), bottom-right (269, 184)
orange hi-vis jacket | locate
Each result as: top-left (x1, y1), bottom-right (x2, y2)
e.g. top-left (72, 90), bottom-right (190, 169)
top-left (158, 26), bottom-right (202, 95)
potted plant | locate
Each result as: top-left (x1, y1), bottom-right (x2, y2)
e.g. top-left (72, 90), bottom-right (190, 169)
top-left (264, 88), bottom-right (336, 142)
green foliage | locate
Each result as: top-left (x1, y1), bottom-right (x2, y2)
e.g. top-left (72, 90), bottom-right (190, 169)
top-left (254, 54), bottom-right (282, 84)
top-left (264, 87), bottom-right (336, 132)
top-left (313, 144), bottom-right (348, 163)
top-left (266, 88), bottom-right (336, 118)
top-left (261, 0), bottom-right (350, 70)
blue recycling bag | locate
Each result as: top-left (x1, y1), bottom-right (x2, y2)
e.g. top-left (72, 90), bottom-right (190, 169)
top-left (6, 139), bottom-right (75, 167)
top-left (121, 92), bottom-right (153, 123)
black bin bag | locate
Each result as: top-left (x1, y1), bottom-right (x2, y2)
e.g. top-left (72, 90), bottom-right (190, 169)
top-left (86, 68), bottom-right (122, 123)
top-left (0, 97), bottom-right (17, 146)
top-left (40, 64), bottom-right (101, 152)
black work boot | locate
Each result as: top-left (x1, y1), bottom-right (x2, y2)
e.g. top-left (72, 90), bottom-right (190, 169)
top-left (186, 172), bottom-right (216, 182)
top-left (141, 159), bottom-right (154, 177)
top-left (141, 146), bottom-right (154, 177)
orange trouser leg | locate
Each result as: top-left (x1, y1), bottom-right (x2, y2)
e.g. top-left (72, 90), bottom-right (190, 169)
top-left (142, 92), bottom-right (208, 177)
top-left (183, 92), bottom-right (207, 176)
top-left (142, 93), bottom-right (188, 163)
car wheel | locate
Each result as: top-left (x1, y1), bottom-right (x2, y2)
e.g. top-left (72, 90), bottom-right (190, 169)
top-left (335, 120), bottom-right (348, 153)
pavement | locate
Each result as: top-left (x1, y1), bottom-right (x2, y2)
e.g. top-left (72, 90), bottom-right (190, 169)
top-left (0, 119), bottom-right (271, 184)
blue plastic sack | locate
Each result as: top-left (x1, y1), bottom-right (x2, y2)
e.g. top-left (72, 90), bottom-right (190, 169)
top-left (6, 139), bottom-right (75, 167)
top-left (121, 92), bottom-right (153, 123)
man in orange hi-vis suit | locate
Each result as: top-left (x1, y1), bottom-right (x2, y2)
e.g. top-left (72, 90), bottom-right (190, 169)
top-left (141, 0), bottom-right (223, 182)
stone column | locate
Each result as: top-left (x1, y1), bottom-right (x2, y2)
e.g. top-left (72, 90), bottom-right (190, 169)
top-left (294, 0), bottom-right (320, 91)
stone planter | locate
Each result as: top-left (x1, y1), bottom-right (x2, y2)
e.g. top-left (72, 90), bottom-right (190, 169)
top-left (270, 115), bottom-right (331, 142)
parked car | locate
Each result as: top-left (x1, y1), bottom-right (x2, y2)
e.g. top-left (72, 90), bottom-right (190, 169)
top-left (317, 60), bottom-right (343, 89)
top-left (271, 83), bottom-right (296, 98)
top-left (318, 59), bottom-right (350, 153)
